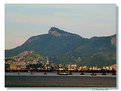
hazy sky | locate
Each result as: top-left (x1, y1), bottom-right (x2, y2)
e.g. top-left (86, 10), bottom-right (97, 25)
top-left (5, 4), bottom-right (117, 49)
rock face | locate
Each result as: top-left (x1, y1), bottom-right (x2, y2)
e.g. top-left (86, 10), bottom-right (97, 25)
top-left (48, 27), bottom-right (75, 37)
top-left (49, 30), bottom-right (62, 36)
top-left (111, 36), bottom-right (116, 46)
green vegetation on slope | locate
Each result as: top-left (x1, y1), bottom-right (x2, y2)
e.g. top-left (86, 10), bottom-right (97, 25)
top-left (5, 27), bottom-right (116, 67)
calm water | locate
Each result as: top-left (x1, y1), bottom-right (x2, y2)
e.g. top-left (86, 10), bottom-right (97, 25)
top-left (5, 72), bottom-right (116, 77)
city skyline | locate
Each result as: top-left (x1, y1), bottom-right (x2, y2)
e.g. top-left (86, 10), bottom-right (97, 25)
top-left (5, 4), bottom-right (117, 49)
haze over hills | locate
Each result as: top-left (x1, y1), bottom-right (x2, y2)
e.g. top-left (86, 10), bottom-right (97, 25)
top-left (5, 27), bottom-right (116, 67)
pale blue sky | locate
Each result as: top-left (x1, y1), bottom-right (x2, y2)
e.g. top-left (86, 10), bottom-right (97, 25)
top-left (5, 4), bottom-right (117, 49)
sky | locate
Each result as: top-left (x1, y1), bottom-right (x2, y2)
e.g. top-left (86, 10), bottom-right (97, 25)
top-left (5, 4), bottom-right (117, 49)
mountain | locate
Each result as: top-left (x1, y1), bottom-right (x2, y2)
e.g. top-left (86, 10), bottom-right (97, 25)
top-left (5, 27), bottom-right (116, 67)
top-left (5, 27), bottom-right (87, 57)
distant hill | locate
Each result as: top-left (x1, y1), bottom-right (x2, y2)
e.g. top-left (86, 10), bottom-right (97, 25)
top-left (5, 51), bottom-right (46, 62)
top-left (5, 27), bottom-right (116, 67)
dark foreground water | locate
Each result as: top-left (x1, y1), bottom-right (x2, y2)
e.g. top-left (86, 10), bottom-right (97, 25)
top-left (5, 72), bottom-right (116, 87)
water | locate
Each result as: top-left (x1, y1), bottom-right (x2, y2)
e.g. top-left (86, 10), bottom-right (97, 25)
top-left (5, 72), bottom-right (116, 87)
top-left (5, 72), bottom-right (116, 77)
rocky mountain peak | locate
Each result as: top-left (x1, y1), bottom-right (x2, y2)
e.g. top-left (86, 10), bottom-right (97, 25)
top-left (48, 27), bottom-right (71, 37)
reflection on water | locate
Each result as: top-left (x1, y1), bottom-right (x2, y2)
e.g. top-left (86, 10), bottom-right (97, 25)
top-left (5, 72), bottom-right (116, 77)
